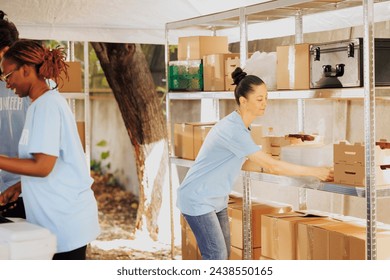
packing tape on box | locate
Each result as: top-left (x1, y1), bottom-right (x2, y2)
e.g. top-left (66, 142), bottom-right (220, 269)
top-left (288, 46), bottom-right (296, 89)
top-left (308, 226), bottom-right (315, 260)
top-left (272, 218), bottom-right (279, 260)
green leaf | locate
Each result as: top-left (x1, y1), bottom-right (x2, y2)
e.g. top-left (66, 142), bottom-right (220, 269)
top-left (97, 140), bottom-right (108, 147)
top-left (101, 151), bottom-right (110, 160)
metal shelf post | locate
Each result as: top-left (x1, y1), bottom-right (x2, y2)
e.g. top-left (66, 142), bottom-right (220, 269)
top-left (295, 10), bottom-right (308, 211)
top-left (363, 0), bottom-right (377, 260)
top-left (242, 171), bottom-right (253, 260)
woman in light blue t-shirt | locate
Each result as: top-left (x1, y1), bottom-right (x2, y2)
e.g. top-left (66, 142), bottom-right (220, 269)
top-left (177, 67), bottom-right (334, 260)
top-left (0, 40), bottom-right (100, 260)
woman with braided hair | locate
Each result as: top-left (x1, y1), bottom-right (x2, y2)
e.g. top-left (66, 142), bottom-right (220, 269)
top-left (0, 10), bottom-right (30, 219)
top-left (176, 67), bottom-right (333, 260)
top-left (0, 40), bottom-right (100, 260)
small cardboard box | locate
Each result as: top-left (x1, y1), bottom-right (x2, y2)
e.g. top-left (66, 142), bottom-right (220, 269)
top-left (334, 141), bottom-right (390, 166)
top-left (229, 201), bottom-right (292, 249)
top-left (260, 136), bottom-right (291, 156)
top-left (250, 124), bottom-right (263, 145)
top-left (203, 53), bottom-right (239, 91)
top-left (334, 162), bottom-right (390, 187)
top-left (229, 246), bottom-right (262, 260)
top-left (276, 44), bottom-right (310, 90)
top-left (178, 36), bottom-right (229, 60)
top-left (58, 61), bottom-right (83, 93)
top-left (174, 122), bottom-right (215, 160)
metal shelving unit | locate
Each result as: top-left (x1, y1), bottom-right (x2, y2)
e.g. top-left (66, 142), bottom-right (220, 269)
top-left (165, 0), bottom-right (388, 260)
top-left (170, 157), bottom-right (390, 198)
top-left (61, 41), bottom-right (91, 167)
top-left (168, 87), bottom-right (390, 100)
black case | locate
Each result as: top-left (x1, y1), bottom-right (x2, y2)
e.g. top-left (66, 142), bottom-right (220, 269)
top-left (310, 38), bottom-right (390, 88)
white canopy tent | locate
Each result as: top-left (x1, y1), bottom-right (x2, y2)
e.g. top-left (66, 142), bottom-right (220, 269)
top-left (1, 0), bottom-right (270, 44)
top-left (2, 0), bottom-right (390, 44)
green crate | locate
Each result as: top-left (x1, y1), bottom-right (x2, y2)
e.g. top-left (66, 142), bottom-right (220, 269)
top-left (168, 60), bottom-right (203, 91)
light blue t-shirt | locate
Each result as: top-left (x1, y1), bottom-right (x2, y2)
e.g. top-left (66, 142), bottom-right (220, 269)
top-left (18, 89), bottom-right (100, 253)
top-left (0, 82), bottom-right (30, 192)
top-left (176, 111), bottom-right (260, 216)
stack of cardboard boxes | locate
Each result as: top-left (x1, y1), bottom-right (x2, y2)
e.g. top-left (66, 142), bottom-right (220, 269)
top-left (334, 141), bottom-right (390, 187)
top-left (228, 198), bottom-right (292, 260)
top-left (169, 36), bottom-right (240, 92)
top-left (182, 207), bottom-right (390, 260)
top-left (180, 196), bottom-right (293, 260)
top-left (58, 61), bottom-right (85, 150)
top-left (261, 212), bottom-right (390, 260)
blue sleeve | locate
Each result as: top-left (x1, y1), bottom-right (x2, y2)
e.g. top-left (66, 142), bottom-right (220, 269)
top-left (28, 99), bottom-right (61, 157)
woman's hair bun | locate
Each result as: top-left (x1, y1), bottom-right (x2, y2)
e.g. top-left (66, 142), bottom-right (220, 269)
top-left (231, 67), bottom-right (247, 86)
top-left (0, 11), bottom-right (6, 20)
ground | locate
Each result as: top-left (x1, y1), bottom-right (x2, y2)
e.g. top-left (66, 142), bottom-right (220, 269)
top-left (86, 173), bottom-right (181, 260)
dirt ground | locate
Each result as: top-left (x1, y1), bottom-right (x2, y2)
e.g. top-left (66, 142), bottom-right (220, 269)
top-left (86, 174), bottom-right (181, 260)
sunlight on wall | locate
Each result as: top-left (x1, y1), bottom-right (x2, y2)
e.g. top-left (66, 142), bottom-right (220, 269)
top-left (201, 99), bottom-right (219, 122)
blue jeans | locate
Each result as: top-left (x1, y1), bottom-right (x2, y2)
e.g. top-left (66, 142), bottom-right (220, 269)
top-left (183, 208), bottom-right (230, 260)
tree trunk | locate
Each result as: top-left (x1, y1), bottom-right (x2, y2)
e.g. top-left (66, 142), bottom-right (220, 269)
top-left (91, 42), bottom-right (167, 240)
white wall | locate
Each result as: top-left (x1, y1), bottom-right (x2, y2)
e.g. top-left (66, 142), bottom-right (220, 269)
top-left (90, 96), bottom-right (139, 196)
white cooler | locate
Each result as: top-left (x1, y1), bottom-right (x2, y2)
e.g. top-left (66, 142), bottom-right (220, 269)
top-left (0, 220), bottom-right (57, 260)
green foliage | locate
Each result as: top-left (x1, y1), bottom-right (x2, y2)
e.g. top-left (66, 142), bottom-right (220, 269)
top-left (90, 140), bottom-right (118, 187)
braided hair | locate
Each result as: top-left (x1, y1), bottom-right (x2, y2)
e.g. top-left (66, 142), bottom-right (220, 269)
top-left (4, 40), bottom-right (69, 89)
top-left (231, 67), bottom-right (264, 105)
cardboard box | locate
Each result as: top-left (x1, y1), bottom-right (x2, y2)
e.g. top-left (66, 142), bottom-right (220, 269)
top-left (310, 221), bottom-right (390, 260)
top-left (259, 255), bottom-right (274, 260)
top-left (261, 212), bottom-right (325, 260)
top-left (58, 61), bottom-right (83, 92)
top-left (260, 136), bottom-right (291, 156)
top-left (229, 246), bottom-right (262, 260)
top-left (76, 121), bottom-right (85, 151)
top-left (297, 218), bottom-right (341, 260)
top-left (193, 125), bottom-right (213, 159)
top-left (174, 122), bottom-right (215, 160)
top-left (229, 201), bottom-right (292, 249)
top-left (228, 196), bottom-right (243, 209)
top-left (334, 141), bottom-right (390, 166)
top-left (225, 57), bottom-right (240, 91)
top-left (174, 122), bottom-right (260, 161)
top-left (334, 162), bottom-right (390, 187)
top-left (203, 53), bottom-right (239, 91)
top-left (348, 231), bottom-right (390, 260)
top-left (178, 36), bottom-right (229, 60)
top-left (250, 124), bottom-right (263, 145)
top-left (276, 44), bottom-right (310, 90)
